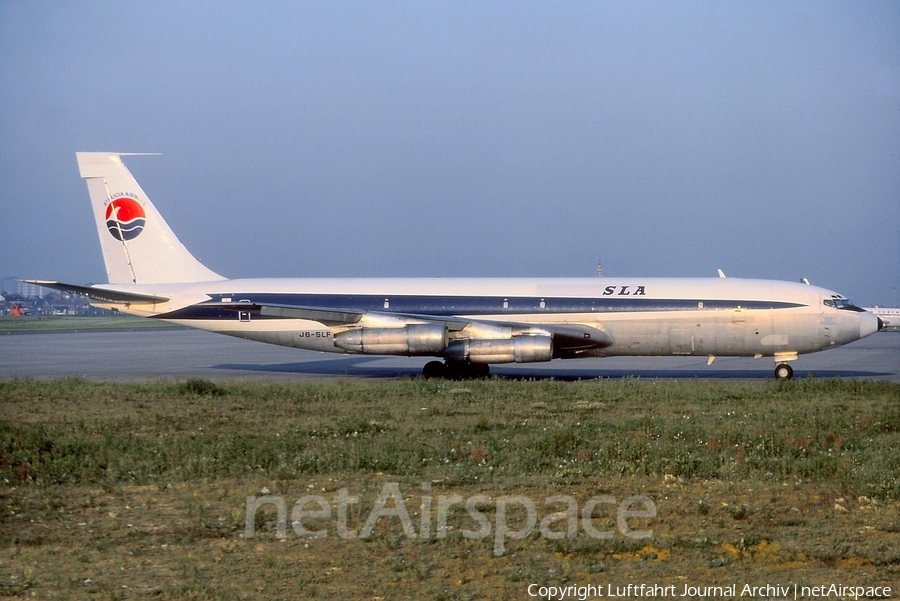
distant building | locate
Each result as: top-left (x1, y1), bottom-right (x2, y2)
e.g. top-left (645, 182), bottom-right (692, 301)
top-left (1, 277), bottom-right (47, 298)
top-left (1, 276), bottom-right (112, 316)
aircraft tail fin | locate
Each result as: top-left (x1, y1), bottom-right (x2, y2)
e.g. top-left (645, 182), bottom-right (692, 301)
top-left (76, 152), bottom-right (226, 284)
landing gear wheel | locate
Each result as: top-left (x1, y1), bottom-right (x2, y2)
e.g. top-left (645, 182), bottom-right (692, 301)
top-left (423, 361), bottom-right (491, 379)
top-left (422, 361), bottom-right (448, 379)
top-left (774, 363), bottom-right (794, 380)
top-left (446, 361), bottom-right (491, 380)
top-left (467, 363), bottom-right (491, 378)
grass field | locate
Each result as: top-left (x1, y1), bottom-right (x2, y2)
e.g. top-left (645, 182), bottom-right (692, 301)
top-left (2, 377), bottom-right (898, 599)
top-left (0, 316), bottom-right (178, 334)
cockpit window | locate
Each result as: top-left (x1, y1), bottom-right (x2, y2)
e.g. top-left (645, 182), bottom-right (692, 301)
top-left (825, 295), bottom-right (865, 312)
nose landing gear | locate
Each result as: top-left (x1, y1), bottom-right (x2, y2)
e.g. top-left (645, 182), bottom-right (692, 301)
top-left (774, 363), bottom-right (794, 380)
top-left (773, 351), bottom-right (798, 380)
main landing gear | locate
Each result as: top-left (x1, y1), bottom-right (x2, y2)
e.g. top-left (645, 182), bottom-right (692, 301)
top-left (422, 360), bottom-right (491, 379)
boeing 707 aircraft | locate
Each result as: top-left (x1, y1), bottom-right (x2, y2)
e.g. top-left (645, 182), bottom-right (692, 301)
top-left (28, 153), bottom-right (883, 379)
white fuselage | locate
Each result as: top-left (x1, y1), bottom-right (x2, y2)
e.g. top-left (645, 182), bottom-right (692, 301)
top-left (95, 276), bottom-right (880, 360)
top-left (865, 307), bottom-right (899, 330)
top-left (58, 153), bottom-right (883, 379)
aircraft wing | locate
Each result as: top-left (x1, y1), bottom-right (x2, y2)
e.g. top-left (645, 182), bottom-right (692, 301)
top-left (203, 301), bottom-right (472, 329)
top-left (205, 300), bottom-right (613, 353)
top-left (22, 280), bottom-right (170, 304)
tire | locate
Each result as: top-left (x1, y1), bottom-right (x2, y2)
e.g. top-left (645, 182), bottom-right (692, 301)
top-left (774, 363), bottom-right (794, 380)
top-left (446, 361), bottom-right (490, 380)
top-left (422, 361), bottom-right (448, 379)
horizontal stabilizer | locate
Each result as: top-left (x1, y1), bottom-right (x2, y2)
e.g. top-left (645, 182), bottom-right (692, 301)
top-left (23, 280), bottom-right (170, 304)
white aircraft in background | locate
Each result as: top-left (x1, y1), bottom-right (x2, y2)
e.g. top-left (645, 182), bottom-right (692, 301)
top-left (865, 307), bottom-right (898, 330)
top-left (28, 153), bottom-right (883, 379)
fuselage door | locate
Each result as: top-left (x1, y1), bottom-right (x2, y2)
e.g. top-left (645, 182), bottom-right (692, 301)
top-left (239, 299), bottom-right (252, 322)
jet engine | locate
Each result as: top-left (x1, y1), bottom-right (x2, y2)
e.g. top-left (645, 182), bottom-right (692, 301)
top-left (445, 334), bottom-right (553, 364)
top-left (333, 324), bottom-right (448, 355)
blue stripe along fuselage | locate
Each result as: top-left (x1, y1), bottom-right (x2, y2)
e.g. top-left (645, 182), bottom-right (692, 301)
top-left (154, 294), bottom-right (806, 320)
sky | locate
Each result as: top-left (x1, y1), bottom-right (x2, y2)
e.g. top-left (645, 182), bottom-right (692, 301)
top-left (1, 1), bottom-right (898, 305)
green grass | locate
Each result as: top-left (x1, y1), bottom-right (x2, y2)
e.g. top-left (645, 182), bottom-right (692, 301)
top-left (2, 377), bottom-right (898, 599)
top-left (0, 315), bottom-right (178, 333)
top-left (3, 378), bottom-right (898, 497)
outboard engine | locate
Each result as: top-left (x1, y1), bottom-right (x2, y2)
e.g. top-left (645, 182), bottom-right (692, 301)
top-left (444, 334), bottom-right (553, 364)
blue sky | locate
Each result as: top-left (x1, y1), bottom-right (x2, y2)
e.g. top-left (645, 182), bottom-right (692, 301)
top-left (1, 1), bottom-right (898, 305)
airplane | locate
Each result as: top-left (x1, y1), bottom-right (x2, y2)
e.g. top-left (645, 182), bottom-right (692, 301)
top-left (864, 307), bottom-right (899, 330)
top-left (27, 152), bottom-right (883, 380)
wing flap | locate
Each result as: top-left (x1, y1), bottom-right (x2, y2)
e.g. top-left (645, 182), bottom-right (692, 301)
top-left (259, 304), bottom-right (363, 325)
top-left (204, 302), bottom-right (474, 329)
top-left (203, 302), bottom-right (363, 326)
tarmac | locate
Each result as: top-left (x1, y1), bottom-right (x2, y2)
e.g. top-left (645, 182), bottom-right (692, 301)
top-left (2, 328), bottom-right (898, 381)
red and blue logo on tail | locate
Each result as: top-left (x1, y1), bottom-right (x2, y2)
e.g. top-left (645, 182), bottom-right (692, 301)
top-left (105, 196), bottom-right (146, 241)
